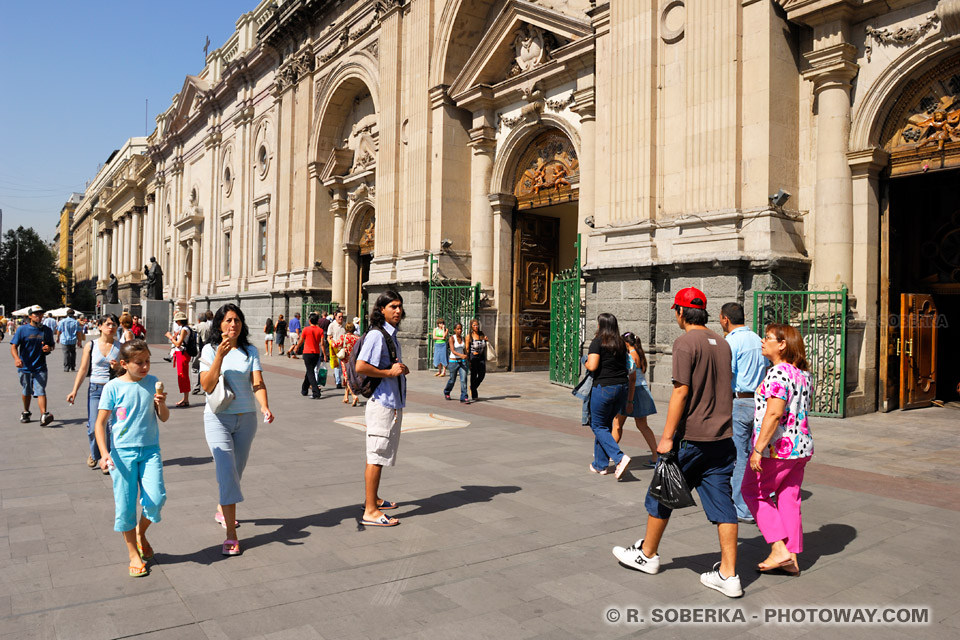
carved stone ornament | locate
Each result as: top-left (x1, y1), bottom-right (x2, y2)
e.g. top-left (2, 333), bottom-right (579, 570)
top-left (320, 26), bottom-right (351, 64)
top-left (507, 24), bottom-right (561, 78)
top-left (514, 129), bottom-right (579, 200)
top-left (939, 0), bottom-right (960, 41)
top-left (866, 14), bottom-right (940, 47)
top-left (883, 56), bottom-right (960, 173)
top-left (544, 93), bottom-right (575, 111)
top-left (273, 50), bottom-right (316, 94)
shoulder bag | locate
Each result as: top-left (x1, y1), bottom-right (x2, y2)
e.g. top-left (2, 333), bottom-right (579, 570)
top-left (199, 357), bottom-right (235, 413)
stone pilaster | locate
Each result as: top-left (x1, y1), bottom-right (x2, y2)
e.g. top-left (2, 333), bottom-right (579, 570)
top-left (469, 125), bottom-right (497, 289)
top-left (330, 190), bottom-right (347, 307)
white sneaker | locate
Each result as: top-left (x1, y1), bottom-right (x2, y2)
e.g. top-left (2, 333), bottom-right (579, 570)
top-left (700, 562), bottom-right (743, 598)
top-left (612, 539), bottom-right (660, 574)
top-left (615, 454), bottom-right (631, 480)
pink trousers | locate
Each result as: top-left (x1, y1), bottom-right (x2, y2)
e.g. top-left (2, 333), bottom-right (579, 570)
top-left (741, 457), bottom-right (808, 554)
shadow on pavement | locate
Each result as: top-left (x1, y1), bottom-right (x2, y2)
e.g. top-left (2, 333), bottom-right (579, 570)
top-left (663, 522), bottom-right (857, 588)
top-left (474, 395), bottom-right (522, 402)
top-left (163, 456), bottom-right (214, 467)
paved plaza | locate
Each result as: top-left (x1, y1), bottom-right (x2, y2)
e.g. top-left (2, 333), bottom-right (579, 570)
top-left (1, 346), bottom-right (959, 639)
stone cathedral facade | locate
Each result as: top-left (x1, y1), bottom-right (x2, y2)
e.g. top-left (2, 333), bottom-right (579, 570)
top-left (72, 0), bottom-right (960, 414)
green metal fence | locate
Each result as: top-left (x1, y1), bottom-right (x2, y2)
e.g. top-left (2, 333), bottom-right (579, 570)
top-left (359, 297), bottom-right (368, 335)
top-left (427, 254), bottom-right (480, 364)
top-left (549, 234), bottom-right (582, 387)
top-left (753, 288), bottom-right (848, 417)
top-left (302, 300), bottom-right (340, 320)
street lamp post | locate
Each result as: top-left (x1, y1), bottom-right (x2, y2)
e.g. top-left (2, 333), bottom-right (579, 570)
top-left (15, 228), bottom-right (20, 310)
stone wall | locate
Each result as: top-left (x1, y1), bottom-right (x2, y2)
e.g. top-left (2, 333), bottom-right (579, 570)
top-left (363, 282), bottom-right (430, 370)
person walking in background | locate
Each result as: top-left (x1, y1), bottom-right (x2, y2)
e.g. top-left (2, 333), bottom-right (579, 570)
top-left (585, 313), bottom-right (633, 479)
top-left (56, 309), bottom-right (81, 372)
top-left (287, 312), bottom-right (301, 360)
top-left (327, 310), bottom-right (346, 389)
top-left (443, 323), bottom-right (470, 403)
top-left (275, 314), bottom-right (287, 355)
top-left (11, 305), bottom-right (56, 426)
top-left (199, 304), bottom-right (275, 556)
top-left (333, 321), bottom-right (360, 406)
top-left (468, 319), bottom-right (488, 401)
top-left (744, 323), bottom-right (814, 577)
top-left (67, 314), bottom-right (120, 472)
top-left (192, 311), bottom-right (214, 396)
top-left (118, 313), bottom-right (135, 343)
top-left (613, 331), bottom-right (658, 468)
top-left (356, 291), bottom-right (408, 527)
top-left (130, 315), bottom-right (146, 339)
top-left (164, 312), bottom-right (192, 407)
top-left (720, 302), bottom-right (768, 525)
top-left (94, 340), bottom-right (169, 577)
top-left (42, 312), bottom-right (58, 334)
top-left (612, 287), bottom-right (742, 598)
top-left (295, 313), bottom-right (324, 399)
top-left (432, 318), bottom-right (448, 377)
top-left (263, 317), bottom-right (275, 356)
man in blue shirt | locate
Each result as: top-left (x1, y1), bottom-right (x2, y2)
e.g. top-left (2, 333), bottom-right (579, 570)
top-left (356, 291), bottom-right (408, 527)
top-left (719, 302), bottom-right (768, 524)
top-left (42, 313), bottom-right (58, 334)
top-left (10, 305), bottom-right (56, 426)
top-left (56, 309), bottom-right (81, 372)
top-left (286, 313), bottom-right (302, 359)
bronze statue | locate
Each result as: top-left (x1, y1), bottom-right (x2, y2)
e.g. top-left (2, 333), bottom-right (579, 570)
top-left (107, 274), bottom-right (119, 305)
top-left (143, 257), bottom-right (164, 300)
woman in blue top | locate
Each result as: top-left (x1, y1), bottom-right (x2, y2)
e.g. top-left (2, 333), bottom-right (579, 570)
top-left (199, 304), bottom-right (275, 556)
top-left (613, 332), bottom-right (659, 468)
top-left (95, 340), bottom-right (169, 577)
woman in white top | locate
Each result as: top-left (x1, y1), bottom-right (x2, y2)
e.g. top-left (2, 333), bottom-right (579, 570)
top-left (67, 314), bottom-right (120, 471)
top-left (442, 323), bottom-right (470, 403)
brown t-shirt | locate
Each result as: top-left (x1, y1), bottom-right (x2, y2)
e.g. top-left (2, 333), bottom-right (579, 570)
top-left (671, 328), bottom-right (733, 441)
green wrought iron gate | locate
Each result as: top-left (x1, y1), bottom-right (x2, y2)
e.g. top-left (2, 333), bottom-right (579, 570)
top-left (549, 234), bottom-right (583, 386)
top-left (753, 288), bottom-right (848, 417)
top-left (427, 254), bottom-right (480, 365)
top-left (302, 300), bottom-right (340, 320)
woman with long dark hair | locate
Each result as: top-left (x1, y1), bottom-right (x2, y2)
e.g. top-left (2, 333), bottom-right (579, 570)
top-left (199, 304), bottom-right (275, 555)
top-left (468, 319), bottom-right (488, 401)
top-left (613, 331), bottom-right (659, 467)
top-left (263, 317), bottom-right (275, 357)
top-left (66, 314), bottom-right (120, 473)
top-left (585, 313), bottom-right (635, 479)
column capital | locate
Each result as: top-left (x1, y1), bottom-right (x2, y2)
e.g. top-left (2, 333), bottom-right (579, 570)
top-left (571, 87), bottom-right (596, 121)
top-left (146, 192), bottom-right (156, 204)
top-left (847, 147), bottom-right (889, 177)
top-left (468, 126), bottom-right (497, 153)
top-left (488, 193), bottom-right (517, 216)
top-left (429, 84), bottom-right (452, 110)
top-left (802, 43), bottom-right (858, 92)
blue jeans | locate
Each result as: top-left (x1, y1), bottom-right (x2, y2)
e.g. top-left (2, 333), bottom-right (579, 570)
top-left (730, 399), bottom-right (754, 519)
top-left (588, 383), bottom-right (627, 471)
top-left (88, 382), bottom-right (112, 461)
top-left (444, 359), bottom-right (469, 400)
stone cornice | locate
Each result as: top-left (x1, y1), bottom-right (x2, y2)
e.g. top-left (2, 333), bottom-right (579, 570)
top-left (777, 0), bottom-right (923, 27)
top-left (468, 126), bottom-right (497, 153)
top-left (847, 147), bottom-right (890, 176)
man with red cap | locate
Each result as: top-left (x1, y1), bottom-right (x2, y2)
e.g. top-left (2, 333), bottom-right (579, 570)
top-left (612, 286), bottom-right (743, 597)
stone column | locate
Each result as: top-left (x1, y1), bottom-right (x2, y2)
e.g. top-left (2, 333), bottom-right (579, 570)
top-left (130, 210), bottom-right (141, 278)
top-left (124, 215), bottom-right (133, 275)
top-left (488, 193), bottom-right (517, 367)
top-left (469, 126), bottom-right (496, 288)
top-left (572, 87), bottom-right (596, 246)
top-left (97, 232), bottom-right (105, 281)
top-left (803, 39), bottom-right (858, 289)
top-left (110, 225), bottom-right (118, 277)
top-left (344, 242), bottom-right (360, 318)
top-left (144, 194), bottom-right (155, 267)
top-left (191, 238), bottom-right (201, 299)
top-left (330, 192), bottom-right (347, 306)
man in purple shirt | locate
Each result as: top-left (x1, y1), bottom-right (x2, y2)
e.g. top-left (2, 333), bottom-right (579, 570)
top-left (356, 291), bottom-right (408, 527)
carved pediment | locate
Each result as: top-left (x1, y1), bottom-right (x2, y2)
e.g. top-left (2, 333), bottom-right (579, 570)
top-left (167, 76), bottom-right (212, 136)
top-left (448, 0), bottom-right (591, 99)
top-left (320, 147), bottom-right (355, 182)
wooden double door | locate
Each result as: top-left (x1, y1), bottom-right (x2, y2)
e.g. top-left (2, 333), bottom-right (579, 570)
top-left (513, 213), bottom-right (558, 370)
top-left (892, 294), bottom-right (939, 410)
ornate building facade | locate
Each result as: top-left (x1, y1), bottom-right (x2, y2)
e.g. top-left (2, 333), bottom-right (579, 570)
top-left (76, 0), bottom-right (960, 414)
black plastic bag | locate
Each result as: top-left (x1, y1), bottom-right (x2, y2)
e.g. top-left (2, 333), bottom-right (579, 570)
top-left (648, 451), bottom-right (697, 509)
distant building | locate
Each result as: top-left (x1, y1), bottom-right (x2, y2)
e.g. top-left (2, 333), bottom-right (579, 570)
top-left (55, 193), bottom-right (83, 304)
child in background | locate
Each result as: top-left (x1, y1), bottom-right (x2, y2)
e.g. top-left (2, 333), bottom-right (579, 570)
top-left (95, 340), bottom-right (169, 577)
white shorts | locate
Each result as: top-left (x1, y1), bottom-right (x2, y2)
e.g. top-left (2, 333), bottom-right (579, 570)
top-left (365, 398), bottom-right (402, 466)
top-left (264, 334), bottom-right (274, 342)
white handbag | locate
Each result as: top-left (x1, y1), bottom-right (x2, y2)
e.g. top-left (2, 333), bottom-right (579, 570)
top-left (200, 358), bottom-right (235, 413)
top-left (485, 340), bottom-right (497, 362)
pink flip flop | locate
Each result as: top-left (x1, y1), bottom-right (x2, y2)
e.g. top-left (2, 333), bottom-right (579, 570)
top-left (222, 539), bottom-right (241, 556)
top-left (214, 512), bottom-right (239, 529)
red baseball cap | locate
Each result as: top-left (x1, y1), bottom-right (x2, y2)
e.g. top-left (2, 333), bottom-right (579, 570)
top-left (672, 287), bottom-right (707, 310)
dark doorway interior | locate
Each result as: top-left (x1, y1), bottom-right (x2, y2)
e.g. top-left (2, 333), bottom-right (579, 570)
top-left (888, 168), bottom-right (960, 404)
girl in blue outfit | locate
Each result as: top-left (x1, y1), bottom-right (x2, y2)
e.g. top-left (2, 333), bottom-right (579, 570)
top-left (95, 340), bottom-right (169, 577)
top-left (613, 332), bottom-right (659, 467)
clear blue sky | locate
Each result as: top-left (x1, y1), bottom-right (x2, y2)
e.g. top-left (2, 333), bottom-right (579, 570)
top-left (0, 1), bottom-right (254, 242)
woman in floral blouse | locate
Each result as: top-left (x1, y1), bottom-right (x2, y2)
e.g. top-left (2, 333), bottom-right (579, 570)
top-left (743, 323), bottom-right (813, 577)
top-left (334, 322), bottom-right (360, 406)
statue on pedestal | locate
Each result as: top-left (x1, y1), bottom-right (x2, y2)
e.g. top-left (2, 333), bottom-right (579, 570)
top-left (144, 257), bottom-right (164, 300)
top-left (107, 274), bottom-right (119, 305)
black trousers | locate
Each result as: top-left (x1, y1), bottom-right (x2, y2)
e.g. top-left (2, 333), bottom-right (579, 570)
top-left (63, 344), bottom-right (77, 371)
top-left (469, 356), bottom-right (486, 399)
top-left (302, 353), bottom-right (321, 397)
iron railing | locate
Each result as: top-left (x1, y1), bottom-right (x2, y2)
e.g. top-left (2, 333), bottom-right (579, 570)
top-left (549, 234), bottom-right (582, 387)
top-left (302, 300), bottom-right (340, 321)
top-left (427, 254), bottom-right (480, 364)
top-left (753, 288), bottom-right (848, 417)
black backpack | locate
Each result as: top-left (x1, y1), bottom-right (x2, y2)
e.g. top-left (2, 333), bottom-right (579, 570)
top-left (183, 327), bottom-right (199, 357)
top-left (346, 326), bottom-right (398, 398)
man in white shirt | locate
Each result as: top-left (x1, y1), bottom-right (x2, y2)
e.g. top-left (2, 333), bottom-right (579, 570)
top-left (327, 310), bottom-right (347, 389)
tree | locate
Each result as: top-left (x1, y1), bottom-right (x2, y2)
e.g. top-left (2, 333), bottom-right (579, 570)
top-left (0, 227), bottom-right (63, 312)
top-left (71, 277), bottom-right (98, 314)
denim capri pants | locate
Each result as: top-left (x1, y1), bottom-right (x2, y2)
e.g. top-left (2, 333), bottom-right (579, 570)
top-left (111, 445), bottom-right (166, 532)
top-left (204, 411), bottom-right (258, 506)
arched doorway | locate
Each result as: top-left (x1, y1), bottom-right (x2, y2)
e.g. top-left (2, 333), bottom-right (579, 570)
top-left (344, 205), bottom-right (375, 318)
top-left (876, 54), bottom-right (960, 410)
top-left (508, 128), bottom-right (580, 370)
